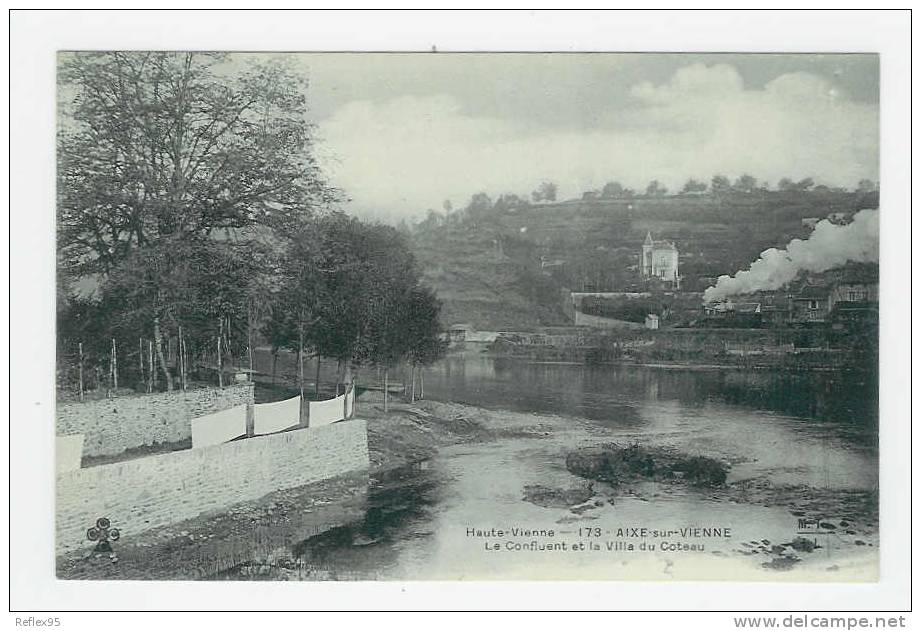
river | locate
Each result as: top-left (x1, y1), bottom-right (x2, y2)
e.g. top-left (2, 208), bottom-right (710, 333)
top-left (231, 349), bottom-right (879, 581)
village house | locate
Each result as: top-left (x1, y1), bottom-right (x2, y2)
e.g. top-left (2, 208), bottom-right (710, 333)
top-left (701, 299), bottom-right (760, 327)
top-left (704, 299), bottom-right (735, 317)
top-left (792, 285), bottom-right (831, 324)
top-left (828, 279), bottom-right (879, 307)
top-left (759, 299), bottom-right (792, 327)
top-left (447, 323), bottom-right (474, 345)
top-left (827, 271), bottom-right (879, 330)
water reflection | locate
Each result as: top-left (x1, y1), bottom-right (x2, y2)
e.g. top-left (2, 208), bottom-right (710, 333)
top-left (238, 353), bottom-right (879, 580)
top-left (423, 352), bottom-right (878, 449)
top-left (286, 463), bottom-right (441, 579)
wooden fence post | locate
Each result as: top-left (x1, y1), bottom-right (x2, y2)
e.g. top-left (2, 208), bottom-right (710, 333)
top-left (245, 402), bottom-right (255, 438)
top-left (299, 396), bottom-right (311, 429)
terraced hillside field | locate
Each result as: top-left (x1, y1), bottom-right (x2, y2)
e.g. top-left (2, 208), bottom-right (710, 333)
top-left (409, 189), bottom-right (879, 329)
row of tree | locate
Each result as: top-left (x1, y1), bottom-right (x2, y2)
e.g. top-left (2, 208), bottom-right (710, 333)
top-left (586, 175), bottom-right (879, 199)
top-left (422, 175), bottom-right (880, 227)
top-left (56, 52), bottom-right (445, 399)
top-left (416, 169), bottom-right (880, 234)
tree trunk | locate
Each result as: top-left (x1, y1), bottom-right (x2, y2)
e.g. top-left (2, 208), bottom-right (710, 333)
top-left (178, 326), bottom-right (186, 391)
top-left (420, 368), bottom-right (424, 400)
top-left (271, 349), bottom-right (278, 386)
top-left (138, 338), bottom-right (143, 388)
top-left (148, 340), bottom-right (154, 392)
top-left (410, 363), bottom-right (416, 403)
top-left (216, 335), bottom-right (223, 388)
top-left (349, 367), bottom-right (357, 415)
top-left (335, 358), bottom-right (344, 395)
top-left (78, 342), bottom-right (84, 402)
top-left (298, 327), bottom-right (305, 424)
top-left (247, 305), bottom-right (254, 374)
top-left (153, 317), bottom-right (172, 391)
top-left (111, 338), bottom-right (118, 393)
top-left (383, 368), bottom-right (388, 413)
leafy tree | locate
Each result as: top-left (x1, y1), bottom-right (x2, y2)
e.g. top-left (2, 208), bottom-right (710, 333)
top-left (300, 214), bottom-right (421, 386)
top-left (261, 222), bottom-right (325, 392)
top-left (733, 174), bottom-right (757, 193)
top-left (681, 179), bottom-right (708, 194)
top-left (57, 52), bottom-right (335, 276)
top-left (493, 193), bottom-right (526, 212)
top-left (531, 181), bottom-right (558, 202)
top-left (778, 177), bottom-right (815, 192)
top-left (710, 174), bottom-right (732, 194)
top-left (856, 179), bottom-right (878, 193)
top-left (400, 286), bottom-right (447, 402)
top-left (265, 213), bottom-right (445, 400)
top-left (98, 237), bottom-right (271, 390)
top-left (645, 180), bottom-right (668, 196)
top-left (601, 181), bottom-right (625, 198)
top-left (418, 208), bottom-right (444, 231)
top-left (463, 192), bottom-right (494, 223)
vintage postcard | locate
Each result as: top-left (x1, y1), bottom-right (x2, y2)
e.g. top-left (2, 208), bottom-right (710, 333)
top-left (51, 50), bottom-right (881, 584)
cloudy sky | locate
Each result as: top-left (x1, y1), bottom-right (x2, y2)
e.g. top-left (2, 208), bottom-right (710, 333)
top-left (251, 53), bottom-right (880, 222)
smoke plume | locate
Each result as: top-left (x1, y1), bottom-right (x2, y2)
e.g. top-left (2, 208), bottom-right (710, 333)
top-left (703, 208), bottom-right (879, 303)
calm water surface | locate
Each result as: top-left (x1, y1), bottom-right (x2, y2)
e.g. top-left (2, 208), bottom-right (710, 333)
top-left (230, 350), bottom-right (879, 580)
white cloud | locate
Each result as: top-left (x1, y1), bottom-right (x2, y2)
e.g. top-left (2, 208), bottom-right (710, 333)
top-left (630, 63), bottom-right (744, 104)
top-left (317, 63), bottom-right (878, 221)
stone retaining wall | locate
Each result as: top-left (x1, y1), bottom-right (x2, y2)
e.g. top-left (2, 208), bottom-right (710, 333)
top-left (56, 419), bottom-right (369, 554)
top-left (56, 384), bottom-right (254, 457)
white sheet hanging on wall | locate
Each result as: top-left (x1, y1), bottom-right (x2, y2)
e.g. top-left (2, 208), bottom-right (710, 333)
top-left (310, 394), bottom-right (344, 427)
top-left (191, 405), bottom-right (247, 448)
top-left (56, 434), bottom-right (84, 472)
top-left (254, 395), bottom-right (300, 435)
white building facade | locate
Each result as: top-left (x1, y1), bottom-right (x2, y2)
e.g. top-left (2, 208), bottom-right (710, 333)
top-left (641, 232), bottom-right (680, 287)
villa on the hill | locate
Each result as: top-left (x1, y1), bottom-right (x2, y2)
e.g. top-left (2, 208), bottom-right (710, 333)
top-left (641, 231), bottom-right (680, 288)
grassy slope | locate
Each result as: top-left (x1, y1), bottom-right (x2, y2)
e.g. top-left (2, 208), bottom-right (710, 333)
top-left (411, 221), bottom-right (567, 330)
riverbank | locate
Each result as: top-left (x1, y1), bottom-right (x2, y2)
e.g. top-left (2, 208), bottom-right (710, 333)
top-left (483, 325), bottom-right (878, 373)
top-left (59, 396), bottom-right (878, 580)
top-left (54, 400), bottom-right (520, 580)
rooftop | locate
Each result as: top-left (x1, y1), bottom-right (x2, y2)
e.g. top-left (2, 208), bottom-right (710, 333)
top-left (796, 285), bottom-right (831, 300)
top-left (643, 231), bottom-right (677, 250)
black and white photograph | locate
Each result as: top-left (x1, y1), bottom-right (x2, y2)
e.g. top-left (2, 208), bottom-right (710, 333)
top-left (51, 49), bottom-right (882, 582)
top-left (8, 8), bottom-right (913, 617)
